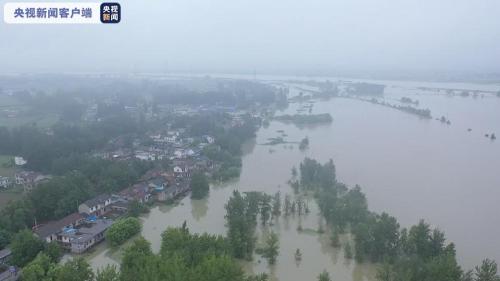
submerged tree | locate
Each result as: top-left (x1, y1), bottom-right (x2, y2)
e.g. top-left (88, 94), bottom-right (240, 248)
top-left (330, 228), bottom-right (340, 248)
top-left (190, 172), bottom-right (210, 199)
top-left (344, 242), bottom-right (353, 259)
top-left (96, 265), bottom-right (120, 281)
top-left (283, 194), bottom-right (292, 216)
top-left (299, 137), bottom-right (309, 150)
top-left (295, 249), bottom-right (302, 262)
top-left (261, 232), bottom-right (280, 265)
top-left (272, 192), bottom-right (282, 218)
top-left (376, 263), bottom-right (395, 281)
top-left (475, 259), bottom-right (500, 281)
top-left (225, 191), bottom-right (258, 260)
top-left (260, 194), bottom-right (272, 225)
top-left (318, 270), bottom-right (332, 281)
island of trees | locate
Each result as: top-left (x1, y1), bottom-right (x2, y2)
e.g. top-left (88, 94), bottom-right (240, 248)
top-left (190, 172), bottom-right (210, 199)
top-left (299, 137), bottom-right (309, 150)
top-left (348, 82), bottom-right (386, 96)
top-left (440, 116), bottom-right (452, 125)
top-left (105, 217), bottom-right (141, 247)
top-left (20, 223), bottom-right (270, 281)
top-left (400, 97), bottom-right (419, 105)
top-left (295, 157), bottom-right (499, 281)
top-left (367, 98), bottom-right (432, 119)
top-left (273, 113), bottom-right (333, 125)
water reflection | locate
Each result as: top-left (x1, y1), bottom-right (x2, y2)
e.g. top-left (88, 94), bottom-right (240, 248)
top-left (191, 198), bottom-right (208, 221)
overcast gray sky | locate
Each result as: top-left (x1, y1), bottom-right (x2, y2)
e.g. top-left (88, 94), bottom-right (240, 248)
top-left (1, 0), bottom-right (499, 76)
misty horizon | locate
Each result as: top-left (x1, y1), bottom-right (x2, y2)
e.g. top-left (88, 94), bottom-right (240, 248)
top-left (1, 0), bottom-right (500, 81)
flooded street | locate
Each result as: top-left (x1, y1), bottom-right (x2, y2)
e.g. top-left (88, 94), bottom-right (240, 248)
top-left (88, 78), bottom-right (500, 280)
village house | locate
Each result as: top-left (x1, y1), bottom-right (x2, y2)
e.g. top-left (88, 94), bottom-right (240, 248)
top-left (140, 169), bottom-right (163, 182)
top-left (173, 158), bottom-right (203, 178)
top-left (0, 177), bottom-right (11, 188)
top-left (173, 165), bottom-right (190, 178)
top-left (147, 177), bottom-right (169, 202)
top-left (14, 156), bottom-right (27, 166)
top-left (78, 194), bottom-right (112, 216)
top-left (162, 179), bottom-right (191, 200)
top-left (134, 150), bottom-right (160, 161)
top-left (33, 212), bottom-right (86, 243)
top-left (165, 132), bottom-right (179, 143)
top-left (203, 135), bottom-right (215, 144)
top-left (110, 200), bottom-right (129, 213)
top-left (118, 183), bottom-right (152, 203)
top-left (34, 214), bottom-right (113, 254)
top-left (15, 171), bottom-right (51, 192)
top-left (64, 219), bottom-right (114, 254)
top-left (193, 156), bottom-right (214, 172)
top-left (173, 149), bottom-right (184, 159)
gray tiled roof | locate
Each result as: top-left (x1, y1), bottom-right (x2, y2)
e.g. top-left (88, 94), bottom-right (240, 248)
top-left (68, 219), bottom-right (113, 244)
top-left (34, 213), bottom-right (83, 239)
top-left (82, 194), bottom-right (111, 207)
top-left (78, 219), bottom-right (113, 236)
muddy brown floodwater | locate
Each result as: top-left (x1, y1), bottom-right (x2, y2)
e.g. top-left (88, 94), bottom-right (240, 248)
top-left (83, 78), bottom-right (500, 281)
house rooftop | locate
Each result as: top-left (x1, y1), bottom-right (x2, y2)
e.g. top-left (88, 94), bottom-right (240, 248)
top-left (78, 219), bottom-right (113, 236)
top-left (111, 201), bottom-right (129, 209)
top-left (0, 248), bottom-right (11, 259)
top-left (82, 194), bottom-right (111, 207)
top-left (69, 233), bottom-right (94, 244)
top-left (34, 212), bottom-right (84, 239)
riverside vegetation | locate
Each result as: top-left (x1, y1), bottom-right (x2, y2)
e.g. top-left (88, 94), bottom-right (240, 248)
top-left (16, 157), bottom-right (500, 281)
top-left (296, 157), bottom-right (499, 281)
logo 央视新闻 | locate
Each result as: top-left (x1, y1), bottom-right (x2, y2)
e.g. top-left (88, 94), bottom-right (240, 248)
top-left (100, 2), bottom-right (120, 23)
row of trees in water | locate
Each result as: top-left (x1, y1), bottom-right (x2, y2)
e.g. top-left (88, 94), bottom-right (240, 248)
top-left (296, 157), bottom-right (500, 281)
top-left (20, 223), bottom-right (270, 281)
top-left (225, 190), bottom-right (282, 262)
top-left (18, 157), bottom-right (500, 281)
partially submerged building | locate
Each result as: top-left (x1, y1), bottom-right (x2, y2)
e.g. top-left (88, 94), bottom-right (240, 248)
top-left (33, 212), bottom-right (114, 254)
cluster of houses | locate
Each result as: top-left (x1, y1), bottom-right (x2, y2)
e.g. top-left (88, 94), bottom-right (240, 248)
top-left (14, 171), bottom-right (51, 192)
top-left (94, 127), bottom-right (215, 164)
top-left (31, 155), bottom-right (213, 254)
top-left (0, 171), bottom-right (51, 192)
top-left (33, 195), bottom-right (116, 254)
top-left (0, 177), bottom-right (11, 189)
top-left (134, 132), bottom-right (215, 162)
top-left (0, 156), bottom-right (51, 192)
top-left (6, 127), bottom-right (218, 255)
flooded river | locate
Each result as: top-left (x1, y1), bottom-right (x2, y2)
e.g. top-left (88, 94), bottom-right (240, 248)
top-left (87, 78), bottom-right (500, 281)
